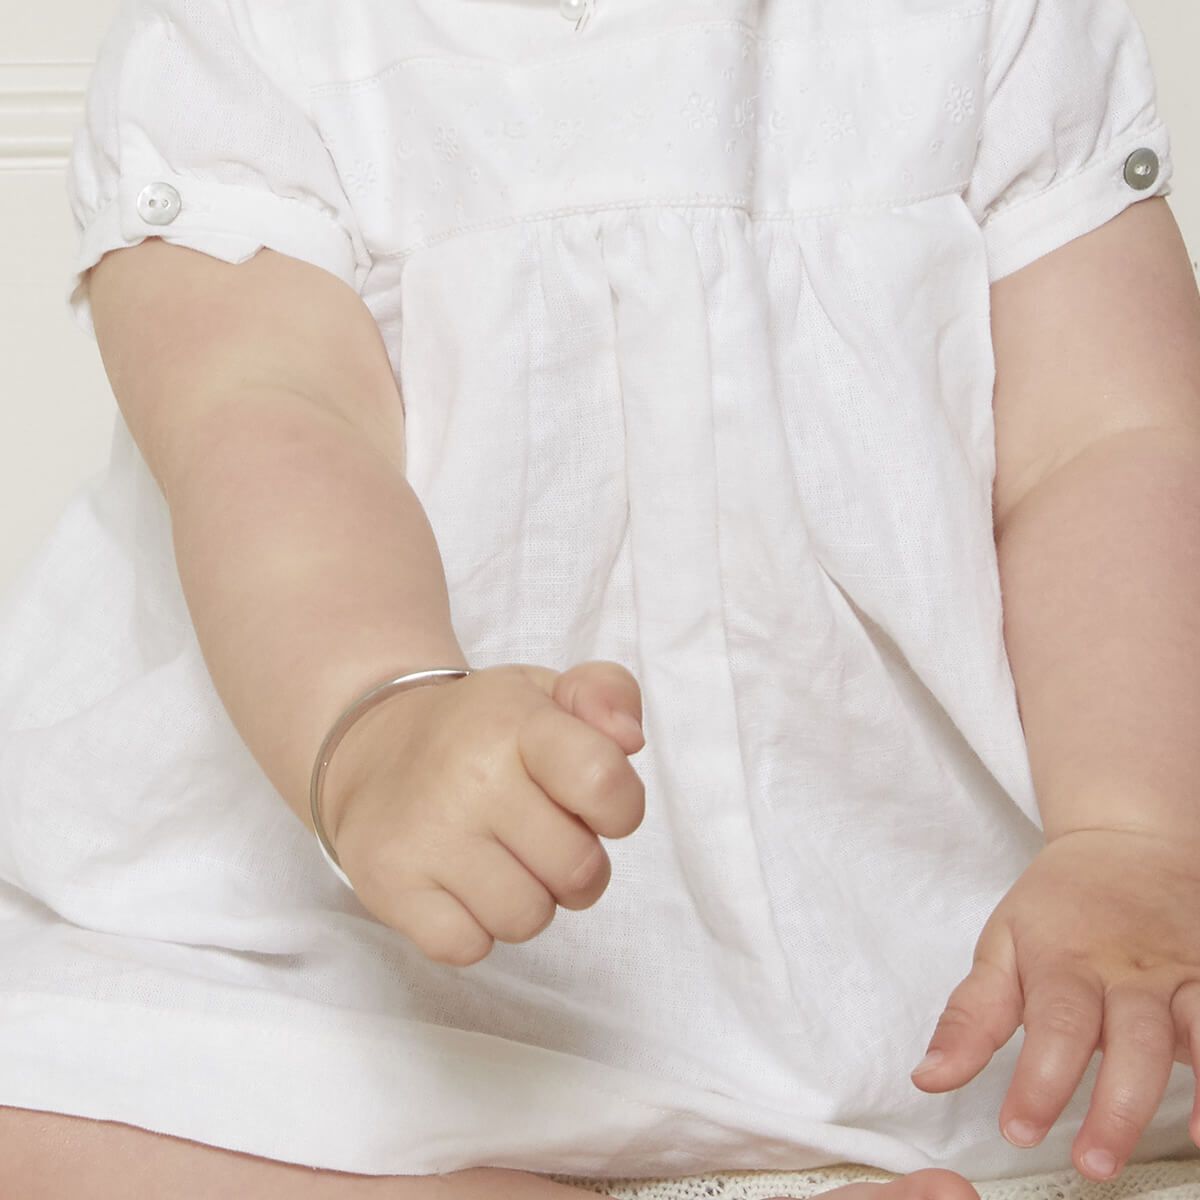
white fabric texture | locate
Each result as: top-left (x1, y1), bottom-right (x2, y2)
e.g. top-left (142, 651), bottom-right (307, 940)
top-left (0, 0), bottom-right (1191, 1184)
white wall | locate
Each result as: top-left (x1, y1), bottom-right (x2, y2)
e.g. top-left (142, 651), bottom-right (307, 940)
top-left (1, 2), bottom-right (122, 595)
top-left (1, 0), bottom-right (1198, 592)
top-left (1136, 0), bottom-right (1200, 274)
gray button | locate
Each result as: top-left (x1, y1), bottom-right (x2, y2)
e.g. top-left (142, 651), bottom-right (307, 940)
top-left (136, 182), bottom-right (182, 225)
top-left (559, 0), bottom-right (587, 21)
top-left (1123, 148), bottom-right (1160, 191)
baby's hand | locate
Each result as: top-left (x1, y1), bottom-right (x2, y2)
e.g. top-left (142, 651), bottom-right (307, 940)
top-left (910, 829), bottom-right (1200, 1182)
top-left (325, 660), bottom-right (646, 966)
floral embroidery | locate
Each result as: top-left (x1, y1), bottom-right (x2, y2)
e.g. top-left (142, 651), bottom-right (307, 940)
top-left (343, 158), bottom-right (379, 195)
top-left (820, 108), bottom-right (856, 143)
top-left (761, 109), bottom-right (790, 151)
top-left (680, 92), bottom-right (718, 131)
top-left (553, 117), bottom-right (584, 151)
top-left (944, 84), bottom-right (976, 124)
top-left (315, 12), bottom-right (990, 252)
top-left (725, 95), bottom-right (757, 155)
top-left (433, 124), bottom-right (460, 161)
top-left (733, 96), bottom-right (757, 136)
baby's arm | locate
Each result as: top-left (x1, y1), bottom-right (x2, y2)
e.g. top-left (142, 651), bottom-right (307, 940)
top-left (989, 195), bottom-right (1200, 844)
top-left (86, 237), bottom-right (470, 836)
top-left (86, 236), bottom-right (645, 963)
top-left (912, 195), bottom-right (1200, 1181)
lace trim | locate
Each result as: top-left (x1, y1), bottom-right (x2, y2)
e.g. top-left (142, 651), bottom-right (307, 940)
top-left (545, 1157), bottom-right (1200, 1199)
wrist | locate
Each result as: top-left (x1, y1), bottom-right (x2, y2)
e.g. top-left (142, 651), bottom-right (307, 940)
top-left (314, 664), bottom-right (472, 852)
top-left (1041, 815), bottom-right (1197, 850)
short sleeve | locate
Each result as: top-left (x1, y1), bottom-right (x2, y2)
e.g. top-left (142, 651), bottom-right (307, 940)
top-left (963, 0), bottom-right (1173, 284)
top-left (64, 0), bottom-right (371, 340)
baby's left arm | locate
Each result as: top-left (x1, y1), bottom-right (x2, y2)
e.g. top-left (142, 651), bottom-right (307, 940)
top-left (911, 196), bottom-right (1200, 1181)
top-left (989, 195), bottom-right (1200, 845)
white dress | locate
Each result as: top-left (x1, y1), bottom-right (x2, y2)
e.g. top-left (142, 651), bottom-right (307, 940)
top-left (0, 0), bottom-right (1193, 1186)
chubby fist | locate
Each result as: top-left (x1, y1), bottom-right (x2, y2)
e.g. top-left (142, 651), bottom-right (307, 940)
top-left (322, 660), bottom-right (646, 966)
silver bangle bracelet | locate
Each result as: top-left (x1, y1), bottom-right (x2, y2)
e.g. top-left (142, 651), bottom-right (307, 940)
top-left (308, 666), bottom-right (473, 890)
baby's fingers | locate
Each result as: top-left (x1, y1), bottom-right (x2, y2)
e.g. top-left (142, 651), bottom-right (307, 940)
top-left (552, 660), bottom-right (645, 753)
top-left (996, 965), bottom-right (1103, 1153)
top-left (1071, 984), bottom-right (1177, 1182)
top-left (911, 949), bottom-right (1023, 1092)
top-left (518, 702), bottom-right (645, 840)
top-left (1172, 980), bottom-right (1200, 1146)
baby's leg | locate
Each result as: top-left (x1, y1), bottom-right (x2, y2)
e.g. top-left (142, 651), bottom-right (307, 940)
top-left (0, 1107), bottom-right (595, 1199)
top-left (0, 1105), bottom-right (981, 1199)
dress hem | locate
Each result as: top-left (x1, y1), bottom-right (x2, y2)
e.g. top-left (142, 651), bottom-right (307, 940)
top-left (0, 988), bottom-right (909, 1178)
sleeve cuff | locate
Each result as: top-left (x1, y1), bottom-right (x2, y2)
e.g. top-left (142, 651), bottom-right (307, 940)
top-left (66, 169), bottom-right (368, 340)
top-left (981, 121), bottom-right (1174, 284)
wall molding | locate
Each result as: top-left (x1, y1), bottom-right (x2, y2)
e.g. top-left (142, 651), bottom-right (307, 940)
top-left (0, 61), bottom-right (91, 171)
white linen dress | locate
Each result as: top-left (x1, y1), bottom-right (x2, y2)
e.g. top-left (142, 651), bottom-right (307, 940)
top-left (1, 0), bottom-right (1196, 1192)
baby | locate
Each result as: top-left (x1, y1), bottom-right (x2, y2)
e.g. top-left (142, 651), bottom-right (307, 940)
top-left (1, 0), bottom-right (1198, 1197)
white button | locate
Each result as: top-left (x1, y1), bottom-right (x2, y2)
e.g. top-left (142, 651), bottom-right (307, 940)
top-left (136, 182), bottom-right (182, 226)
top-left (559, 0), bottom-right (587, 20)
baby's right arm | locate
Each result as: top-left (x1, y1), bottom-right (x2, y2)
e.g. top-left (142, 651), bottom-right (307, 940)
top-left (86, 238), bottom-right (645, 964)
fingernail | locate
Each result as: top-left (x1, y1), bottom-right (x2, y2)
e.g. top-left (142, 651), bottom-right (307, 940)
top-left (911, 1050), bottom-right (945, 1076)
top-left (1081, 1149), bottom-right (1117, 1179)
top-left (1004, 1120), bottom-right (1043, 1148)
top-left (612, 711), bottom-right (644, 745)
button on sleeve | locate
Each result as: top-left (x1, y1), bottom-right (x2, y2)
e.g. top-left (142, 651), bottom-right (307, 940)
top-left (1123, 147), bottom-right (1161, 191)
top-left (963, 0), bottom-right (1173, 283)
top-left (135, 182), bottom-right (182, 225)
top-left (64, 0), bottom-right (371, 341)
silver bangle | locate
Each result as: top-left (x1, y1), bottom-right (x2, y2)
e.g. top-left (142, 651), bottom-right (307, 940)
top-left (309, 667), bottom-right (473, 890)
